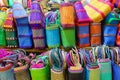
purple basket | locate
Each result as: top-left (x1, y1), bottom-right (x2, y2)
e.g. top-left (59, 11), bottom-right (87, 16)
top-left (74, 1), bottom-right (91, 23)
top-left (29, 1), bottom-right (45, 27)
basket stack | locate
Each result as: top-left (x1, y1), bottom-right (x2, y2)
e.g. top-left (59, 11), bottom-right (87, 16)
top-left (29, 1), bottom-right (46, 49)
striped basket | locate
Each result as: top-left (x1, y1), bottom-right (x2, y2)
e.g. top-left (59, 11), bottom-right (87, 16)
top-left (76, 23), bottom-right (90, 48)
top-left (59, 3), bottom-right (75, 28)
top-left (90, 23), bottom-right (101, 46)
top-left (32, 27), bottom-right (46, 49)
top-left (29, 1), bottom-right (45, 27)
top-left (84, 0), bottom-right (113, 22)
top-left (60, 27), bottom-right (76, 48)
top-left (74, 1), bottom-right (91, 23)
top-left (103, 24), bottom-right (118, 46)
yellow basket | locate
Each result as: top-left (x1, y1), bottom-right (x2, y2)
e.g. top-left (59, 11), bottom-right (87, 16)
top-left (84, 0), bottom-right (113, 22)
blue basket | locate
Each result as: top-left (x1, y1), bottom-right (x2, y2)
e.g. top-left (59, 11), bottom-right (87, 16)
top-left (103, 24), bottom-right (117, 46)
top-left (76, 23), bottom-right (90, 47)
top-left (46, 24), bottom-right (60, 48)
top-left (18, 35), bottom-right (33, 48)
top-left (104, 12), bottom-right (120, 24)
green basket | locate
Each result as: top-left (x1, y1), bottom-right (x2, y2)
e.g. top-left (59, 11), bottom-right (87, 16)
top-left (60, 27), bottom-right (76, 48)
top-left (30, 64), bottom-right (50, 80)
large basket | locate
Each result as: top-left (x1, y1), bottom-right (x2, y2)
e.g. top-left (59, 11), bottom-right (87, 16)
top-left (46, 24), bottom-right (60, 48)
top-left (76, 23), bottom-right (90, 47)
top-left (0, 63), bottom-right (15, 80)
top-left (103, 24), bottom-right (117, 46)
top-left (14, 64), bottom-right (31, 80)
top-left (59, 3), bottom-right (75, 28)
top-left (84, 0), bottom-right (113, 22)
top-left (74, 1), bottom-right (91, 23)
top-left (30, 65), bottom-right (50, 80)
top-left (60, 27), bottom-right (76, 48)
top-left (90, 23), bottom-right (101, 46)
top-left (18, 35), bottom-right (33, 48)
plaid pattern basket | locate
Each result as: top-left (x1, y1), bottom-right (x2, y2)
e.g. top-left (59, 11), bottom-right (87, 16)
top-left (32, 27), bottom-right (46, 49)
top-left (76, 23), bottom-right (90, 47)
top-left (90, 23), bottom-right (101, 46)
top-left (3, 12), bottom-right (18, 48)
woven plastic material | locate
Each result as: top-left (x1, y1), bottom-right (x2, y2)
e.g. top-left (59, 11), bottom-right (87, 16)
top-left (51, 69), bottom-right (65, 80)
top-left (0, 12), bottom-right (7, 27)
top-left (103, 24), bottom-right (117, 46)
top-left (30, 1), bottom-right (45, 27)
top-left (30, 65), bottom-right (50, 80)
top-left (76, 23), bottom-right (90, 47)
top-left (84, 0), bottom-right (113, 22)
top-left (46, 24), bottom-right (60, 48)
top-left (61, 27), bottom-right (76, 48)
top-left (60, 3), bottom-right (75, 28)
top-left (99, 61), bottom-right (112, 80)
top-left (104, 12), bottom-right (120, 24)
top-left (85, 65), bottom-right (100, 80)
top-left (74, 1), bottom-right (91, 23)
top-left (0, 27), bottom-right (6, 47)
top-left (90, 23), bottom-right (101, 46)
top-left (32, 28), bottom-right (46, 49)
top-left (116, 23), bottom-right (120, 46)
top-left (14, 65), bottom-right (30, 80)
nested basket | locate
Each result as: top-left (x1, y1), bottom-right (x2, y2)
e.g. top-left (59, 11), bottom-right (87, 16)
top-left (59, 3), bottom-right (75, 28)
top-left (90, 23), bottom-right (101, 46)
top-left (31, 27), bottom-right (46, 49)
top-left (60, 27), bottom-right (76, 48)
top-left (103, 24), bottom-right (118, 46)
top-left (76, 23), bottom-right (90, 47)
top-left (74, 1), bottom-right (91, 23)
top-left (0, 62), bottom-right (15, 80)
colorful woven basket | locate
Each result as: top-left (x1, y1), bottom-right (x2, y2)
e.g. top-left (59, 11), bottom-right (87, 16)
top-left (59, 3), bottom-right (75, 28)
top-left (76, 23), bottom-right (90, 48)
top-left (90, 23), bottom-right (101, 46)
top-left (103, 24), bottom-right (117, 46)
top-left (60, 27), bottom-right (76, 48)
top-left (74, 1), bottom-right (91, 23)
top-left (84, 0), bottom-right (113, 22)
top-left (30, 1), bottom-right (45, 27)
top-left (32, 28), bottom-right (46, 49)
top-left (104, 12), bottom-right (120, 24)
top-left (0, 11), bottom-right (7, 27)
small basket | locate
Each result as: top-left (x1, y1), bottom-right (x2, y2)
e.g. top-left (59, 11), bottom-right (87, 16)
top-left (14, 64), bottom-right (31, 80)
top-left (18, 35), bottom-right (33, 48)
top-left (60, 27), bottom-right (76, 48)
top-left (103, 24), bottom-right (118, 46)
top-left (76, 23), bottom-right (90, 47)
top-left (60, 3), bottom-right (75, 28)
top-left (74, 1), bottom-right (91, 23)
top-left (90, 23), bottom-right (101, 46)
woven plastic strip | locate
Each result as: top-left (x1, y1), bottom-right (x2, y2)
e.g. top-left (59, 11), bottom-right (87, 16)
top-left (90, 23), bottom-right (101, 46)
top-left (76, 23), bottom-right (90, 47)
top-left (74, 1), bottom-right (91, 23)
top-left (60, 3), bottom-right (75, 28)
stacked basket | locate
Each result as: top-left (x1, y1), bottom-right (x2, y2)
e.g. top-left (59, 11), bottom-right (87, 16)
top-left (3, 12), bottom-right (18, 48)
top-left (29, 1), bottom-right (46, 49)
top-left (13, 2), bottom-right (33, 48)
